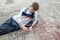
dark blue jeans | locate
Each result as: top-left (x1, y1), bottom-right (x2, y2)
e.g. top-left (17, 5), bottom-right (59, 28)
top-left (0, 18), bottom-right (34, 35)
top-left (0, 18), bottom-right (21, 35)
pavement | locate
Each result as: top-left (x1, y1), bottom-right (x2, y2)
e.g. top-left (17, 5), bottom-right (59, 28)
top-left (0, 0), bottom-right (60, 40)
top-left (0, 29), bottom-right (36, 40)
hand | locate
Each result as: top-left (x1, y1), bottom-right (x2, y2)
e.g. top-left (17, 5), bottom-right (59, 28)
top-left (19, 22), bottom-right (30, 32)
top-left (22, 26), bottom-right (31, 32)
top-left (29, 27), bottom-right (32, 31)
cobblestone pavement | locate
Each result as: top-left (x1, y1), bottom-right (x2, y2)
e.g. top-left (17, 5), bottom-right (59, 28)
top-left (33, 0), bottom-right (60, 40)
top-left (0, 0), bottom-right (60, 40)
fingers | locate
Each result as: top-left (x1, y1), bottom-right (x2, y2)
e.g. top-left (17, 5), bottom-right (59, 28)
top-left (22, 26), bottom-right (32, 32)
top-left (29, 27), bottom-right (32, 30)
top-left (25, 29), bottom-right (31, 32)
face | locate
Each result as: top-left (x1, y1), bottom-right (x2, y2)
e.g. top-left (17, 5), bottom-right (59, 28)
top-left (29, 6), bottom-right (35, 13)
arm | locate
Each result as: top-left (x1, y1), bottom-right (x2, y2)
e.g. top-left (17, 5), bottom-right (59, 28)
top-left (29, 11), bottom-right (38, 31)
top-left (19, 22), bottom-right (30, 32)
top-left (18, 7), bottom-right (31, 32)
top-left (31, 11), bottom-right (38, 28)
top-left (17, 7), bottom-right (26, 28)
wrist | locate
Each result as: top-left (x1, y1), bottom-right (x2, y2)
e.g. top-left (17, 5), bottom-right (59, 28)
top-left (21, 26), bottom-right (25, 29)
top-left (30, 26), bottom-right (33, 28)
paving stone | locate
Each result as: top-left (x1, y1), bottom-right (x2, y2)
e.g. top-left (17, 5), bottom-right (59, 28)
top-left (0, 0), bottom-right (60, 40)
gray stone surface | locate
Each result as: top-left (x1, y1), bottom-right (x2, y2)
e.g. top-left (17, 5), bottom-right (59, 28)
top-left (0, 0), bottom-right (60, 40)
top-left (0, 30), bottom-right (36, 40)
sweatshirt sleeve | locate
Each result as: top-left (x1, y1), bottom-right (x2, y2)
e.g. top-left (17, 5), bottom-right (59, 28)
top-left (17, 7), bottom-right (27, 23)
top-left (33, 11), bottom-right (38, 24)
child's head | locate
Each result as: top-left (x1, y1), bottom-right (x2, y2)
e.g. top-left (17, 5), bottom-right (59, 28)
top-left (29, 2), bottom-right (39, 13)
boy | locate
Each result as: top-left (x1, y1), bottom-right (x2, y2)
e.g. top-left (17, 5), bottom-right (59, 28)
top-left (0, 2), bottom-right (39, 35)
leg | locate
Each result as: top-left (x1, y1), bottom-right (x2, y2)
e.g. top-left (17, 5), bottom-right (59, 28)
top-left (0, 25), bottom-right (16, 35)
top-left (0, 18), bottom-right (20, 35)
